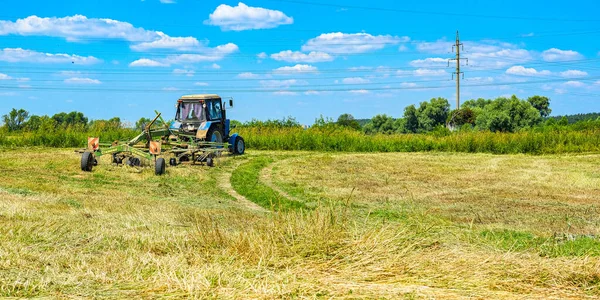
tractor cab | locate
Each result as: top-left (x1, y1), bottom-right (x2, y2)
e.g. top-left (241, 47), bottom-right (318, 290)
top-left (174, 94), bottom-right (242, 155)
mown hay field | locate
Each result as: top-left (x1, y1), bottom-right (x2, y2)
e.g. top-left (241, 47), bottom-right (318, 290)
top-left (0, 148), bottom-right (599, 299)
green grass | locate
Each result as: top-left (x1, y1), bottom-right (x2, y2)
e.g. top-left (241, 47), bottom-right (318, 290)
top-left (230, 156), bottom-right (307, 211)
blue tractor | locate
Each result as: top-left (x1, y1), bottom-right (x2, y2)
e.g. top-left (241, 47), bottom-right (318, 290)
top-left (173, 94), bottom-right (245, 155)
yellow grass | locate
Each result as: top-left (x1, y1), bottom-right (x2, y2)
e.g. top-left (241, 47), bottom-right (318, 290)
top-left (0, 148), bottom-right (598, 298)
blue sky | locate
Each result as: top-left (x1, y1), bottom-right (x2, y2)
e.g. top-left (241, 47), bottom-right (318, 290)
top-left (0, 0), bottom-right (599, 125)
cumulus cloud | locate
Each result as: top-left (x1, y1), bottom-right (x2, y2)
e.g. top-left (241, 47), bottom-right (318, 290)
top-left (194, 82), bottom-right (209, 86)
top-left (273, 91), bottom-right (299, 96)
top-left (542, 48), bottom-right (583, 62)
top-left (130, 43), bottom-right (239, 67)
top-left (270, 50), bottom-right (334, 63)
top-left (0, 48), bottom-right (100, 64)
top-left (302, 32), bottom-right (409, 54)
top-left (505, 66), bottom-right (551, 76)
top-left (0, 15), bottom-right (237, 55)
top-left (560, 70), bottom-right (588, 78)
top-left (129, 58), bottom-right (168, 67)
top-left (237, 72), bottom-right (262, 79)
top-left (257, 52), bottom-right (267, 59)
top-left (342, 77), bottom-right (370, 84)
top-left (205, 2), bottom-right (293, 31)
top-left (259, 79), bottom-right (308, 88)
top-left (397, 68), bottom-right (447, 77)
top-left (64, 77), bottom-right (101, 84)
top-left (417, 39), bottom-right (533, 68)
top-left (409, 57), bottom-right (447, 67)
top-left (0, 73), bottom-right (12, 80)
top-left (273, 64), bottom-right (318, 75)
top-left (130, 32), bottom-right (201, 51)
top-left (349, 89), bottom-right (369, 94)
top-left (564, 81), bottom-right (585, 88)
top-left (173, 69), bottom-right (194, 76)
top-left (400, 82), bottom-right (418, 88)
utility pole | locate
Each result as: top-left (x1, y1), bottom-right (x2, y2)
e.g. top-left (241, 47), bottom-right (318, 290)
top-left (448, 31), bottom-right (468, 109)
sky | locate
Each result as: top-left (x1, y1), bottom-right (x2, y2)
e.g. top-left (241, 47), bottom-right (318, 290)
top-left (0, 0), bottom-right (599, 125)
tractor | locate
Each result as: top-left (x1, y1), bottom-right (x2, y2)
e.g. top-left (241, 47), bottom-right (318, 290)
top-left (78, 94), bottom-right (245, 175)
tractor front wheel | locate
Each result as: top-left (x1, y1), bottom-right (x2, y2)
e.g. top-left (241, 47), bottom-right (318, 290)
top-left (81, 151), bottom-right (94, 172)
top-left (233, 136), bottom-right (245, 155)
top-left (155, 158), bottom-right (166, 175)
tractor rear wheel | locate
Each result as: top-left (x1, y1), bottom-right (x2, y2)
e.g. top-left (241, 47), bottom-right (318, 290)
top-left (81, 151), bottom-right (94, 172)
top-left (233, 136), bottom-right (245, 155)
top-left (206, 126), bottom-right (223, 143)
top-left (155, 158), bottom-right (166, 175)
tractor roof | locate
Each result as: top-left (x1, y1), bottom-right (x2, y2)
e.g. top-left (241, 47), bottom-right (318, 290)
top-left (179, 94), bottom-right (221, 101)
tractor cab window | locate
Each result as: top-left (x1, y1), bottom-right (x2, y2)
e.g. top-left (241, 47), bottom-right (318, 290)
top-left (176, 102), bottom-right (206, 123)
top-left (207, 99), bottom-right (223, 121)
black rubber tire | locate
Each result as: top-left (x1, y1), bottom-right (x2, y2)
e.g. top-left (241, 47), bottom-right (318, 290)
top-left (169, 158), bottom-right (177, 166)
top-left (233, 136), bottom-right (245, 155)
top-left (155, 158), bottom-right (166, 175)
top-left (206, 125), bottom-right (223, 143)
top-left (206, 156), bottom-right (214, 167)
top-left (81, 151), bottom-right (94, 172)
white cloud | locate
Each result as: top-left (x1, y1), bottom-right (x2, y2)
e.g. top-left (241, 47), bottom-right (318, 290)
top-left (559, 70), bottom-right (588, 78)
top-left (0, 92), bottom-right (18, 96)
top-left (349, 89), bottom-right (369, 94)
top-left (131, 43), bottom-right (239, 67)
top-left (400, 82), bottom-right (418, 88)
top-left (0, 73), bottom-right (12, 80)
top-left (173, 69), bottom-right (194, 76)
top-left (397, 68), bottom-right (447, 77)
top-left (271, 50), bottom-right (334, 63)
top-left (130, 32), bottom-right (201, 51)
top-left (205, 2), bottom-right (293, 31)
top-left (0, 15), bottom-right (156, 42)
top-left (18, 85), bottom-right (31, 89)
top-left (505, 66), bottom-right (551, 76)
top-left (304, 90), bottom-right (321, 95)
top-left (398, 45), bottom-right (408, 52)
top-left (259, 79), bottom-right (308, 88)
top-left (57, 70), bottom-right (82, 76)
top-left (160, 0), bottom-right (175, 3)
top-left (342, 77), bottom-right (370, 84)
top-left (257, 52), bottom-right (267, 59)
top-left (273, 91), bottom-right (299, 96)
top-left (417, 39), bottom-right (533, 68)
top-left (273, 64), bottom-right (318, 75)
top-left (409, 57), bottom-right (447, 67)
top-left (0, 48), bottom-right (100, 64)
top-left (210, 63), bottom-right (221, 69)
top-left (194, 82), bottom-right (209, 86)
top-left (0, 15), bottom-right (237, 55)
top-left (302, 32), bottom-right (409, 54)
top-left (64, 77), bottom-right (101, 84)
top-left (564, 81), bottom-right (585, 88)
top-left (162, 87), bottom-right (179, 91)
top-left (542, 48), bottom-right (583, 62)
top-left (129, 58), bottom-right (168, 67)
top-left (237, 72), bottom-right (262, 79)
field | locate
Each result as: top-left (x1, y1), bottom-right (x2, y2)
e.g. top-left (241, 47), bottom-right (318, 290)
top-left (0, 148), bottom-right (599, 298)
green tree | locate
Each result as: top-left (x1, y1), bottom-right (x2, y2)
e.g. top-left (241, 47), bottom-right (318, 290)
top-left (135, 117), bottom-right (152, 130)
top-left (527, 95), bottom-right (552, 118)
top-left (558, 116), bottom-right (569, 126)
top-left (336, 113), bottom-right (361, 130)
top-left (364, 114), bottom-right (395, 134)
top-left (475, 96), bottom-right (541, 132)
top-left (23, 115), bottom-right (43, 131)
top-left (417, 97), bottom-right (450, 132)
top-left (402, 105), bottom-right (419, 133)
top-left (52, 111), bottom-right (88, 127)
top-left (448, 107), bottom-right (476, 127)
top-left (2, 108), bottom-right (30, 131)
